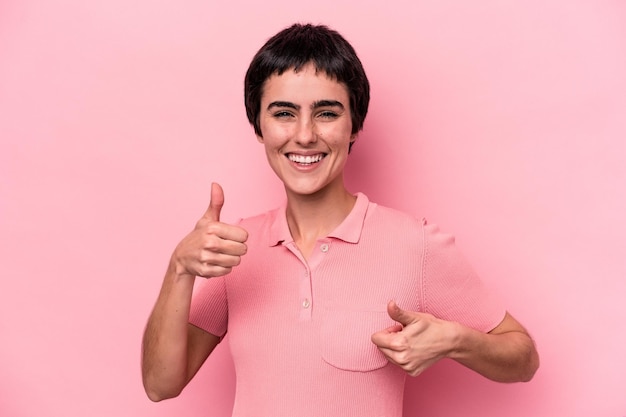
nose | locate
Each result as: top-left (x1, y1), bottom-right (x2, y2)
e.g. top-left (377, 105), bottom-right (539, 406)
top-left (294, 118), bottom-right (317, 146)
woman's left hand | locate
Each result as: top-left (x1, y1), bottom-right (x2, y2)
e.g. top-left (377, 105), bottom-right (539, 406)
top-left (371, 301), bottom-right (460, 377)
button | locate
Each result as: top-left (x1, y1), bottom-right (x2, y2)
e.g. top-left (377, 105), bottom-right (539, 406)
top-left (320, 243), bottom-right (329, 253)
top-left (302, 298), bottom-right (311, 309)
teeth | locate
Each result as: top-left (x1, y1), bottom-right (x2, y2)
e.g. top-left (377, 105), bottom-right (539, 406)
top-left (288, 154), bottom-right (324, 164)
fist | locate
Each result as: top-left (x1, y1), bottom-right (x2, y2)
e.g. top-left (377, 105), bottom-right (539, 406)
top-left (171, 183), bottom-right (248, 279)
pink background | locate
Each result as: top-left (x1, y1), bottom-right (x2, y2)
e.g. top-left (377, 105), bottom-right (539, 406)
top-left (1, 1), bottom-right (625, 416)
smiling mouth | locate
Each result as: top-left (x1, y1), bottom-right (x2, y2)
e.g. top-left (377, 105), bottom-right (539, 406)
top-left (287, 153), bottom-right (326, 165)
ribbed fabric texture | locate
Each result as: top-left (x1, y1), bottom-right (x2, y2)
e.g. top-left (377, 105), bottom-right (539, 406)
top-left (189, 193), bottom-right (504, 417)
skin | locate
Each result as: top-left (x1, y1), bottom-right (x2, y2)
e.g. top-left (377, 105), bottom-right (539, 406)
top-left (255, 64), bottom-right (358, 256)
top-left (141, 64), bottom-right (538, 402)
top-left (371, 301), bottom-right (539, 382)
top-left (141, 182), bottom-right (247, 401)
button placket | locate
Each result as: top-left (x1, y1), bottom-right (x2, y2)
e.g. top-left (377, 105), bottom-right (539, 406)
top-left (299, 265), bottom-right (313, 319)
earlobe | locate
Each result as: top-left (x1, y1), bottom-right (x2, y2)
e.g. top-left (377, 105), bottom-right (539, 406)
top-left (256, 135), bottom-right (264, 143)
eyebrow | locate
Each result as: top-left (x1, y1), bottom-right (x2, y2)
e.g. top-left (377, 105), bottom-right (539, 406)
top-left (266, 100), bottom-right (345, 111)
top-left (267, 101), bottom-right (300, 111)
top-left (312, 100), bottom-right (344, 110)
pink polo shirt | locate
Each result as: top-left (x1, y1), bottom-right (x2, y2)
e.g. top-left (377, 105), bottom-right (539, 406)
top-left (189, 193), bottom-right (504, 417)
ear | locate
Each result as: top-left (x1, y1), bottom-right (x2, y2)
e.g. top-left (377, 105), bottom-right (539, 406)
top-left (256, 134), bottom-right (264, 144)
top-left (348, 134), bottom-right (358, 154)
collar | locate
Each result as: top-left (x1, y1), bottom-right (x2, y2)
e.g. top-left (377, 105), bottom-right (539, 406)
top-left (267, 192), bottom-right (370, 246)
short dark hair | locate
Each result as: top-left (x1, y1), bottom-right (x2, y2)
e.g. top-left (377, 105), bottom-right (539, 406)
top-left (244, 23), bottom-right (370, 141)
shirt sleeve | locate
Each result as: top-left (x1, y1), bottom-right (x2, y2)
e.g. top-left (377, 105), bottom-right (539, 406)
top-left (189, 275), bottom-right (228, 338)
top-left (420, 221), bottom-right (505, 332)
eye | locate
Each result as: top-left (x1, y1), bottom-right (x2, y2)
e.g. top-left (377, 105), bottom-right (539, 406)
top-left (273, 111), bottom-right (294, 119)
top-left (318, 111), bottom-right (339, 119)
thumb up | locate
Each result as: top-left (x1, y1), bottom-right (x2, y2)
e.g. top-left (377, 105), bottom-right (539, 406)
top-left (386, 300), bottom-right (420, 328)
top-left (371, 300), bottom-right (456, 377)
top-left (172, 182), bottom-right (249, 279)
top-left (203, 182), bottom-right (225, 222)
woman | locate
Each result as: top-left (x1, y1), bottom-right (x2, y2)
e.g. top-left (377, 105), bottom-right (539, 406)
top-left (142, 23), bottom-right (539, 416)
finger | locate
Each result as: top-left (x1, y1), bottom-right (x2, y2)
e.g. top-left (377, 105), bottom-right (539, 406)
top-left (386, 300), bottom-right (418, 327)
top-left (214, 239), bottom-right (248, 256)
top-left (378, 324), bottom-right (404, 334)
top-left (376, 346), bottom-right (404, 366)
top-left (200, 251), bottom-right (243, 268)
top-left (200, 236), bottom-right (245, 259)
top-left (370, 331), bottom-right (389, 348)
top-left (198, 232), bottom-right (247, 257)
top-left (212, 224), bottom-right (249, 244)
top-left (371, 326), bottom-right (403, 349)
top-left (196, 264), bottom-right (233, 278)
top-left (193, 248), bottom-right (243, 278)
top-left (203, 182), bottom-right (225, 221)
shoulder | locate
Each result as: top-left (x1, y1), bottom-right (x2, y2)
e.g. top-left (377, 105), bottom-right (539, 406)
top-left (236, 206), bottom-right (280, 229)
top-left (235, 205), bottom-right (287, 248)
top-left (366, 201), bottom-right (423, 229)
top-left (365, 200), bottom-right (455, 247)
top-left (359, 201), bottom-right (426, 252)
top-left (422, 220), bottom-right (456, 247)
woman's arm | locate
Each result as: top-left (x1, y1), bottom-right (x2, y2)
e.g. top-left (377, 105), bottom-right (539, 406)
top-left (371, 301), bottom-right (539, 382)
top-left (142, 269), bottom-right (220, 401)
top-left (141, 183), bottom-right (248, 401)
top-left (452, 311), bottom-right (539, 382)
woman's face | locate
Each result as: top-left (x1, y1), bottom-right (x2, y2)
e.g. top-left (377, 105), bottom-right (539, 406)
top-left (257, 63), bottom-right (355, 198)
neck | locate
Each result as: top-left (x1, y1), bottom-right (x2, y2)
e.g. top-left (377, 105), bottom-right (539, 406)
top-left (284, 184), bottom-right (356, 250)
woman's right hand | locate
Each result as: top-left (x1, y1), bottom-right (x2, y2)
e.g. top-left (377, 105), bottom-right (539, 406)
top-left (171, 182), bottom-right (248, 279)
